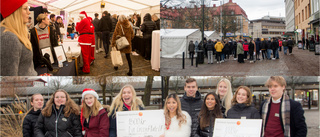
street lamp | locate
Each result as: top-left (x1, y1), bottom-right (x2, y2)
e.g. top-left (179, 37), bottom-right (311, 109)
top-left (213, 0), bottom-right (224, 39)
top-left (190, 0), bottom-right (205, 46)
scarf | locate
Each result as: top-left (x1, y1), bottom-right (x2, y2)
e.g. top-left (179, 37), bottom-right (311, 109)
top-left (261, 91), bottom-right (291, 137)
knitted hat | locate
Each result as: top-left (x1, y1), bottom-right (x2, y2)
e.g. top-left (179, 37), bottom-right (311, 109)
top-left (82, 88), bottom-right (98, 100)
top-left (79, 11), bottom-right (87, 18)
top-left (1, 0), bottom-right (28, 18)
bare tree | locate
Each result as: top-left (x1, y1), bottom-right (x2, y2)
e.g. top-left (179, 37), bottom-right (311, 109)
top-left (105, 77), bottom-right (121, 105)
top-left (72, 76), bottom-right (87, 84)
top-left (49, 77), bottom-right (70, 91)
top-left (162, 76), bottom-right (170, 107)
top-left (212, 5), bottom-right (240, 39)
top-left (143, 76), bottom-right (154, 106)
top-left (169, 76), bottom-right (186, 94)
top-left (98, 76), bottom-right (107, 104)
top-left (286, 76), bottom-right (307, 100)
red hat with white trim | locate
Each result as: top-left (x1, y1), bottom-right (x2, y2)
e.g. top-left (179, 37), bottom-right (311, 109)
top-left (1, 0), bottom-right (28, 18)
top-left (79, 11), bottom-right (88, 18)
top-left (82, 88), bottom-right (98, 100)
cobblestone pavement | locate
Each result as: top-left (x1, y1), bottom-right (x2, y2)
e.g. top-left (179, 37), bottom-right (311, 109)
top-left (80, 50), bottom-right (160, 76)
top-left (304, 108), bottom-right (320, 137)
top-left (161, 46), bottom-right (319, 76)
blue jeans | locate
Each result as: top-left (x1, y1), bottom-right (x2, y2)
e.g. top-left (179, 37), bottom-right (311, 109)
top-left (276, 50), bottom-right (279, 58)
top-left (283, 46), bottom-right (288, 55)
top-left (221, 53), bottom-right (225, 60)
top-left (267, 49), bottom-right (272, 59)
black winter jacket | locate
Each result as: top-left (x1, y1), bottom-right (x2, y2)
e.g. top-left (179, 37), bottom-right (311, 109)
top-left (206, 41), bottom-right (214, 51)
top-left (227, 103), bottom-right (260, 119)
top-left (92, 18), bottom-right (100, 32)
top-left (261, 41), bottom-right (266, 50)
top-left (180, 91), bottom-right (203, 137)
top-left (34, 105), bottom-right (82, 137)
top-left (271, 40), bottom-right (279, 50)
top-left (23, 109), bottom-right (42, 137)
top-left (195, 111), bottom-right (218, 137)
top-left (111, 18), bottom-right (118, 32)
top-left (30, 25), bottom-right (58, 68)
top-left (259, 99), bottom-right (307, 137)
top-left (267, 40), bottom-right (272, 49)
top-left (154, 19), bottom-right (160, 30)
top-left (98, 15), bottom-right (112, 32)
top-left (189, 41), bottom-right (195, 52)
top-left (140, 14), bottom-right (157, 39)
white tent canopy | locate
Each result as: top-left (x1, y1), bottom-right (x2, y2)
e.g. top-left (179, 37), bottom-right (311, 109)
top-left (29, 0), bottom-right (160, 21)
top-left (204, 31), bottom-right (220, 41)
top-left (161, 29), bottom-right (201, 58)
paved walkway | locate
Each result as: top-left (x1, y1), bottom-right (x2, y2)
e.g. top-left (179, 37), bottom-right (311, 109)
top-left (304, 108), bottom-right (320, 137)
top-left (80, 49), bottom-right (160, 76)
top-left (161, 46), bottom-right (319, 76)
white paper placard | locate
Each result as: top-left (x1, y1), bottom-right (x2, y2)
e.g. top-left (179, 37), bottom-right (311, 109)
top-left (41, 47), bottom-right (54, 64)
top-left (54, 46), bottom-right (66, 62)
top-left (213, 118), bottom-right (262, 137)
top-left (116, 110), bottom-right (165, 137)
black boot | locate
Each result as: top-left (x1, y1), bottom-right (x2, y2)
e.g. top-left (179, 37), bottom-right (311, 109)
top-left (127, 71), bottom-right (132, 76)
top-left (114, 66), bottom-right (118, 70)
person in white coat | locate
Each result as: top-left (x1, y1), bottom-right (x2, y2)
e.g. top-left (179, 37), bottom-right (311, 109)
top-left (161, 94), bottom-right (192, 137)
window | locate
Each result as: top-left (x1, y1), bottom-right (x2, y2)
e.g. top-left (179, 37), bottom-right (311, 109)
top-left (305, 6), bottom-right (307, 19)
top-left (298, 0), bottom-right (300, 6)
top-left (302, 10), bottom-right (304, 21)
top-left (299, 13), bottom-right (301, 23)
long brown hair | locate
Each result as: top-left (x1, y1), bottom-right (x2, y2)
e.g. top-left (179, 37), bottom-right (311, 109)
top-left (82, 96), bottom-right (102, 118)
top-left (231, 86), bottom-right (252, 106)
top-left (163, 94), bottom-right (187, 128)
top-left (42, 89), bottom-right (79, 117)
top-left (199, 92), bottom-right (223, 130)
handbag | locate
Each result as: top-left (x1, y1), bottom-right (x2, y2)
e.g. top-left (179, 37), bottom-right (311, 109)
top-left (116, 24), bottom-right (129, 50)
top-left (111, 47), bottom-right (123, 66)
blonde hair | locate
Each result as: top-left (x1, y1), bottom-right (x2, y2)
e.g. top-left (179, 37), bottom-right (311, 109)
top-left (265, 76), bottom-right (287, 88)
top-left (118, 15), bottom-right (127, 22)
top-left (216, 78), bottom-right (233, 115)
top-left (163, 94), bottom-right (187, 128)
top-left (152, 14), bottom-right (158, 21)
top-left (0, 6), bottom-right (32, 51)
top-left (108, 84), bottom-right (144, 118)
top-left (42, 89), bottom-right (80, 117)
top-left (81, 96), bottom-right (103, 118)
top-left (36, 14), bottom-right (46, 23)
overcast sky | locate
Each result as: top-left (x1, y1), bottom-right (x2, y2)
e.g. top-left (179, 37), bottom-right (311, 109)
top-left (161, 0), bottom-right (286, 20)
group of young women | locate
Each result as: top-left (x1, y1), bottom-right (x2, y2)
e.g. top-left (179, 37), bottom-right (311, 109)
top-left (23, 79), bottom-right (260, 137)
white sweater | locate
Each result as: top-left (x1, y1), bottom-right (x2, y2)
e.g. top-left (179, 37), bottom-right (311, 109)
top-left (164, 111), bottom-right (192, 137)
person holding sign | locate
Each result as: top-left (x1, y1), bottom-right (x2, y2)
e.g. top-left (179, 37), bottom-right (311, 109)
top-left (215, 78), bottom-right (233, 117)
top-left (260, 76), bottom-right (307, 137)
top-left (162, 94), bottom-right (192, 137)
top-left (227, 86), bottom-right (260, 119)
top-left (80, 88), bottom-right (109, 137)
top-left (180, 78), bottom-right (203, 136)
top-left (195, 92), bottom-right (223, 137)
top-left (108, 84), bottom-right (145, 137)
top-left (34, 89), bottom-right (82, 137)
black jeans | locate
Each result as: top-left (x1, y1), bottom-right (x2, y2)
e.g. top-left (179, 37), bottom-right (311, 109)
top-left (189, 52), bottom-right (194, 59)
top-left (125, 53), bottom-right (132, 72)
top-left (102, 31), bottom-right (110, 55)
top-left (145, 37), bottom-right (152, 60)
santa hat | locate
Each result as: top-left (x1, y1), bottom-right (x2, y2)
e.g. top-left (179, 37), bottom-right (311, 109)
top-left (1, 0), bottom-right (28, 18)
top-left (79, 11), bottom-right (88, 18)
top-left (82, 88), bottom-right (99, 100)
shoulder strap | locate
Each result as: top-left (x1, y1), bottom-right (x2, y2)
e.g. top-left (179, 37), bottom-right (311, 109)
top-left (120, 24), bottom-right (125, 36)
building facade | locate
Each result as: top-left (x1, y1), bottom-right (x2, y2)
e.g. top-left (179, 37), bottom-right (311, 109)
top-left (294, 0), bottom-right (311, 40)
top-left (309, 0), bottom-right (320, 42)
top-left (285, 0), bottom-right (295, 35)
top-left (249, 16), bottom-right (286, 39)
top-left (160, 0), bottom-right (249, 38)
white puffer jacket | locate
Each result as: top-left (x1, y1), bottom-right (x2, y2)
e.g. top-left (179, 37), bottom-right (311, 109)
top-left (164, 111), bottom-right (192, 137)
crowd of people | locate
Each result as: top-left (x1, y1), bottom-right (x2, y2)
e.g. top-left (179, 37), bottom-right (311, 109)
top-left (22, 76), bottom-right (307, 137)
top-left (0, 0), bottom-right (160, 76)
top-left (188, 36), bottom-right (315, 64)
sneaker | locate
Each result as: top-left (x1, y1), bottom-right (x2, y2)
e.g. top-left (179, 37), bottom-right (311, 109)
top-left (221, 60), bottom-right (224, 62)
top-left (217, 61), bottom-right (219, 63)
top-left (99, 48), bottom-right (104, 52)
top-left (96, 50), bottom-right (99, 53)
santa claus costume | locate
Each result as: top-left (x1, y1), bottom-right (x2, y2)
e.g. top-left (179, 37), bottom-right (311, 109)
top-left (76, 11), bottom-right (95, 73)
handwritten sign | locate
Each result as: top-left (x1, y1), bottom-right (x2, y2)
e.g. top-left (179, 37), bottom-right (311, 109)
top-left (213, 118), bottom-right (262, 137)
top-left (116, 110), bottom-right (165, 137)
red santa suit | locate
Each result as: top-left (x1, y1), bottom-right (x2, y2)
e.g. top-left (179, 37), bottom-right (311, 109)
top-left (76, 11), bottom-right (95, 73)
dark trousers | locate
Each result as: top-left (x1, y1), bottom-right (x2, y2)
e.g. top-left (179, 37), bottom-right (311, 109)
top-left (216, 52), bottom-right (222, 61)
top-left (288, 46), bottom-right (293, 53)
top-left (249, 52), bottom-right (254, 60)
top-left (189, 52), bottom-right (194, 59)
top-left (238, 54), bottom-right (244, 63)
top-left (125, 53), bottom-right (132, 72)
top-left (145, 37), bottom-right (152, 60)
top-left (273, 49), bottom-right (277, 58)
top-left (244, 51), bottom-right (248, 59)
top-left (261, 50), bottom-right (267, 59)
top-left (102, 31), bottom-right (110, 56)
